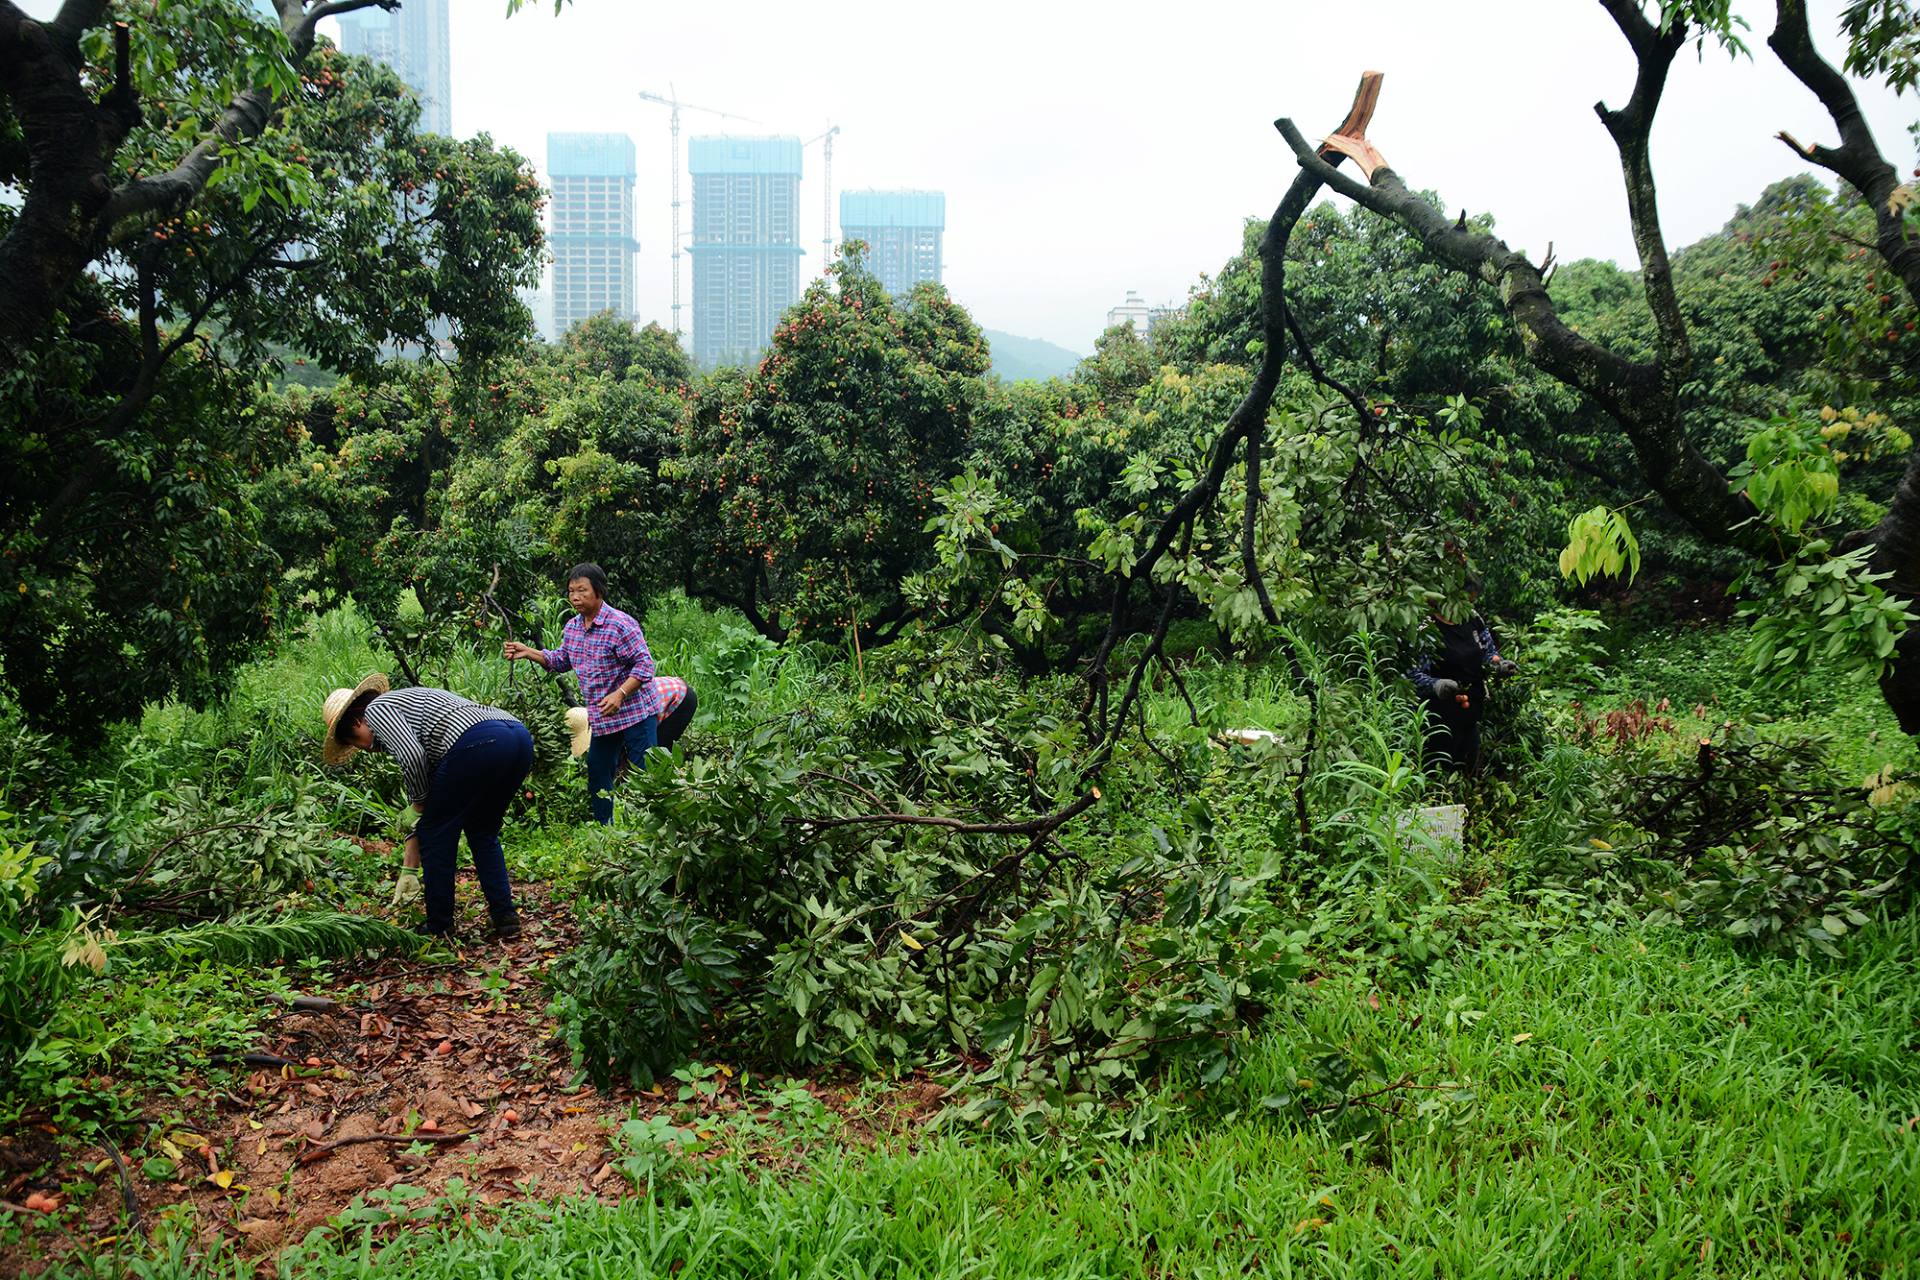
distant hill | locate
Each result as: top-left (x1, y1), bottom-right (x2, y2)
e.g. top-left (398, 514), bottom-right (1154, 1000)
top-left (982, 329), bottom-right (1083, 382)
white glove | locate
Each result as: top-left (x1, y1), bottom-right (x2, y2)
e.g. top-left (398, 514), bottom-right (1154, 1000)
top-left (391, 871), bottom-right (421, 907)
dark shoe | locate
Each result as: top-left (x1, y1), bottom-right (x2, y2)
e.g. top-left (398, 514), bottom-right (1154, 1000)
top-left (491, 914), bottom-right (523, 939)
top-left (415, 923), bottom-right (457, 942)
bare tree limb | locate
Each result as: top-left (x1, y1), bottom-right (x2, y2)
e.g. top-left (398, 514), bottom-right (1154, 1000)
top-left (1768, 0), bottom-right (1920, 305)
top-left (1767, 0), bottom-right (1920, 731)
top-left (1274, 119), bottom-right (1766, 556)
top-left (1594, 0), bottom-right (1693, 391)
top-left (792, 787), bottom-right (1099, 837)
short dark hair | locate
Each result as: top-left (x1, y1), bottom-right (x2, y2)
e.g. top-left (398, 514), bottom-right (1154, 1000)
top-left (566, 563), bottom-right (608, 599)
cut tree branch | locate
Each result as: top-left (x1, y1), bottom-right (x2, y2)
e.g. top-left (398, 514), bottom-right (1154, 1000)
top-left (1275, 118), bottom-right (1766, 556)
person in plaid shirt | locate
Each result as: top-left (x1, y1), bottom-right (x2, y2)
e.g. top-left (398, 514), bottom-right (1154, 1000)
top-left (504, 563), bottom-right (659, 823)
top-left (654, 676), bottom-right (697, 751)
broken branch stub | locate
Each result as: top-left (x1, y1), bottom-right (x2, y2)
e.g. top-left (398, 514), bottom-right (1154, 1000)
top-left (1318, 71), bottom-right (1389, 178)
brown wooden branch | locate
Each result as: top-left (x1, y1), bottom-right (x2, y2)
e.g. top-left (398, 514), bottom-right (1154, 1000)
top-left (1275, 117), bottom-right (1767, 558)
top-left (1319, 70), bottom-right (1387, 176)
top-left (1768, 0), bottom-right (1918, 306)
top-left (1768, 0), bottom-right (1920, 731)
top-left (793, 787), bottom-right (1098, 837)
top-left (1318, 133), bottom-right (1387, 179)
top-left (1095, 72), bottom-right (1385, 675)
top-left (1595, 0), bottom-right (1692, 391)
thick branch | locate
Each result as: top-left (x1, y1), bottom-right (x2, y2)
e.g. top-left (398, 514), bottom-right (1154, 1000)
top-left (1768, 1), bottom-right (1920, 732)
top-left (46, 0), bottom-right (106, 60)
top-left (1276, 119), bottom-right (1766, 555)
top-left (1768, 0), bottom-right (1920, 306)
top-left (1594, 0), bottom-right (1692, 388)
top-left (1241, 423), bottom-right (1281, 627)
top-left (793, 788), bottom-right (1099, 837)
top-left (0, 0), bottom-right (398, 352)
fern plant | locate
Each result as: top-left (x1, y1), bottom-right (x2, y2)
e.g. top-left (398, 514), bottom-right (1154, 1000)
top-left (102, 911), bottom-right (420, 971)
top-left (4, 911), bottom-right (417, 1078)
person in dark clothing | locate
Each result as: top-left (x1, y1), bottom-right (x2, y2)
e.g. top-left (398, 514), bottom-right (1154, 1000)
top-left (322, 674), bottom-right (532, 938)
top-left (1408, 603), bottom-right (1517, 773)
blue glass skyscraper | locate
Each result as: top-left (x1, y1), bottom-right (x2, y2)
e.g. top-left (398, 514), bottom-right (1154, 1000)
top-left (336, 0), bottom-right (452, 136)
top-left (688, 136), bottom-right (803, 367)
top-left (839, 190), bottom-right (945, 299)
top-left (548, 133), bottom-right (639, 334)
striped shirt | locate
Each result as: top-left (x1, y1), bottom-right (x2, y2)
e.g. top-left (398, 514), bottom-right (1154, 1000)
top-left (541, 603), bottom-right (659, 734)
top-left (363, 687), bottom-right (518, 806)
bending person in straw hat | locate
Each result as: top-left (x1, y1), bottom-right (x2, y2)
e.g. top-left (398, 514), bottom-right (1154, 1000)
top-left (322, 675), bottom-right (532, 938)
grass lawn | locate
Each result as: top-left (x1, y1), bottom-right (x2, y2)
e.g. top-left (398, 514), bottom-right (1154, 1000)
top-left (86, 912), bottom-right (1915, 1280)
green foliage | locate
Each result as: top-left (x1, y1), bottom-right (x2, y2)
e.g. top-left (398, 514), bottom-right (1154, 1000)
top-left (1841, 0), bottom-right (1920, 94)
top-left (1741, 541), bottom-right (1916, 687)
top-left (1733, 415), bottom-right (1842, 534)
top-left (672, 252), bottom-right (990, 642)
top-left (1718, 411), bottom-right (1918, 690)
top-left (1, 5), bottom-right (545, 732)
top-left (1557, 506), bottom-right (1641, 586)
top-left (2, 959), bottom-right (294, 1136)
top-left (1519, 725), bottom-right (1915, 956)
top-left (548, 632), bottom-right (1304, 1104)
top-left (1515, 608), bottom-right (1609, 691)
top-left (102, 910), bottom-right (418, 971)
top-left (99, 919), bottom-right (1920, 1279)
top-left (2, 907), bottom-right (409, 1128)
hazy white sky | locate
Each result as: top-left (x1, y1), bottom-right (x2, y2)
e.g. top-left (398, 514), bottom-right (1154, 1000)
top-left (26, 1), bottom-right (1916, 351)
top-left (429, 0), bottom-right (1913, 351)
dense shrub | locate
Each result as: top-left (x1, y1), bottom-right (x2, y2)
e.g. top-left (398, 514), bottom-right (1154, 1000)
top-left (548, 633), bottom-right (1306, 1102)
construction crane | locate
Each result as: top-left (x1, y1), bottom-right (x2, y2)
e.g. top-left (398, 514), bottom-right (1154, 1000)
top-left (803, 125), bottom-right (840, 276)
top-left (637, 87), bottom-right (759, 339)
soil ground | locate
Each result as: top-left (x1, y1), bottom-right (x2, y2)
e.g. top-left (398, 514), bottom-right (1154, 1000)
top-left (0, 879), bottom-right (944, 1274)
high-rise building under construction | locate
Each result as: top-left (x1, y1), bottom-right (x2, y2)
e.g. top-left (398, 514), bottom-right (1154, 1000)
top-left (548, 133), bottom-right (638, 334)
top-left (336, 0), bottom-right (452, 135)
top-left (838, 190), bottom-right (944, 299)
top-left (689, 136), bottom-right (803, 367)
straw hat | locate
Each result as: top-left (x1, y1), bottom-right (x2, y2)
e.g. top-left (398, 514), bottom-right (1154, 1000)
top-left (565, 706), bottom-right (591, 759)
top-left (321, 673), bottom-right (390, 765)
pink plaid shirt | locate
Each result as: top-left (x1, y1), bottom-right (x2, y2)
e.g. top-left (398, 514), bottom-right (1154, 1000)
top-left (655, 676), bottom-right (688, 718)
top-left (542, 603), bottom-right (658, 734)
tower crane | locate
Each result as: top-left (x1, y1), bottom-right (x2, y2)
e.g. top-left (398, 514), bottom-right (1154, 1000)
top-left (637, 87), bottom-right (760, 339)
top-left (803, 125), bottom-right (841, 276)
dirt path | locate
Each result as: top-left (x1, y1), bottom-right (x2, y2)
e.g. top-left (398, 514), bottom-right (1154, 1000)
top-left (1, 880), bottom-right (943, 1272)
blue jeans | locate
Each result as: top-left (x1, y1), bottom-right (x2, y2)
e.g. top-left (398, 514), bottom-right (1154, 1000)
top-left (584, 715), bottom-right (658, 824)
top-left (416, 719), bottom-right (533, 933)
